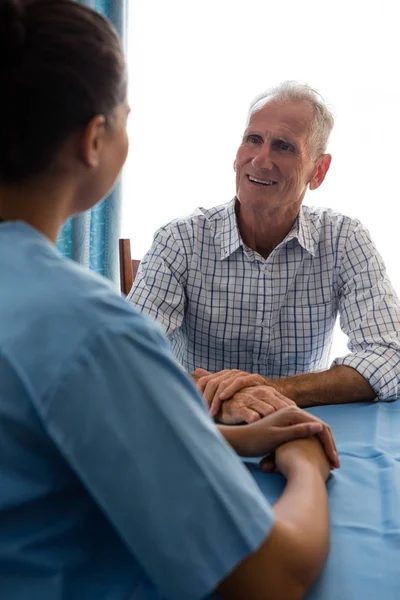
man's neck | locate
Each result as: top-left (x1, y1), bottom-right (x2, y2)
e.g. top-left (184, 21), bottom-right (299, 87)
top-left (235, 199), bottom-right (300, 259)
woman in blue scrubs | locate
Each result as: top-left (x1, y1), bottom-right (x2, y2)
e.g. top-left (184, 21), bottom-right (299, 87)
top-left (0, 1), bottom-right (336, 598)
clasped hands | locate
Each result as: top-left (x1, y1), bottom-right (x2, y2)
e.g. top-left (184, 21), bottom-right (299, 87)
top-left (194, 368), bottom-right (340, 470)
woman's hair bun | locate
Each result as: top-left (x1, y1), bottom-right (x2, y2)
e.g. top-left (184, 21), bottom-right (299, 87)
top-left (0, 0), bottom-right (26, 65)
top-left (0, 0), bottom-right (126, 185)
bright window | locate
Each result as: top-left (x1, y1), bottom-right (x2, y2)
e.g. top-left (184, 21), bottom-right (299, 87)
top-left (123, 0), bottom-right (400, 358)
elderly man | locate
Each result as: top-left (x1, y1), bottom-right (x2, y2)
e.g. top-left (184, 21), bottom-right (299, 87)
top-left (128, 81), bottom-right (400, 424)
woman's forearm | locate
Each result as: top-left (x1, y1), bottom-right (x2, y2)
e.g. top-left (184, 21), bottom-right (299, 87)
top-left (218, 423), bottom-right (258, 457)
top-left (272, 461), bottom-right (330, 588)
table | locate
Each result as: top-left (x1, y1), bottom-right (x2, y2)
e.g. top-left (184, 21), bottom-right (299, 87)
top-left (244, 401), bottom-right (400, 600)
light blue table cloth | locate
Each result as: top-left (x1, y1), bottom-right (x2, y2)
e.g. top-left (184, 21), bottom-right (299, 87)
top-left (244, 400), bottom-right (400, 600)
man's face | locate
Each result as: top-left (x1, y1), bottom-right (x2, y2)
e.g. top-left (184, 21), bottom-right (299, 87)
top-left (234, 99), bottom-right (330, 215)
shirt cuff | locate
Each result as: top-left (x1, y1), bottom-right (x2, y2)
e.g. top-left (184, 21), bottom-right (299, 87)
top-left (332, 350), bottom-right (400, 401)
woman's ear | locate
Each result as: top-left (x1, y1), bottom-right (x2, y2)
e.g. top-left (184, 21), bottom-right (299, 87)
top-left (79, 115), bottom-right (107, 168)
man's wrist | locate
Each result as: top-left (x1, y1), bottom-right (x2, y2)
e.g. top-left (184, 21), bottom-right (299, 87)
top-left (264, 377), bottom-right (296, 401)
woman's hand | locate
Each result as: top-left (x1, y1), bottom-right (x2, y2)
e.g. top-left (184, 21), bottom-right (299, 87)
top-left (262, 436), bottom-right (332, 483)
top-left (219, 405), bottom-right (340, 468)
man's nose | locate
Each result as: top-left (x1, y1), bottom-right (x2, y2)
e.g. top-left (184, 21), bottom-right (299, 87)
top-left (252, 143), bottom-right (273, 170)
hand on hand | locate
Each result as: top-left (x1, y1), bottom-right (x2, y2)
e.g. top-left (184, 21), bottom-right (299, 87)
top-left (244, 405), bottom-right (340, 469)
top-left (194, 368), bottom-right (294, 419)
top-left (216, 385), bottom-right (295, 424)
top-left (261, 436), bottom-right (332, 482)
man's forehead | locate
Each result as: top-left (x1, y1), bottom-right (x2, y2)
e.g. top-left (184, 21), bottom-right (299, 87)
top-left (246, 99), bottom-right (313, 140)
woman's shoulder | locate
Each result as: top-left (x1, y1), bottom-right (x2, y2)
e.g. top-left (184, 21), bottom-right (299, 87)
top-left (0, 228), bottom-right (157, 398)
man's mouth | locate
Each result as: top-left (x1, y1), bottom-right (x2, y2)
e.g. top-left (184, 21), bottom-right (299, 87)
top-left (247, 175), bottom-right (277, 186)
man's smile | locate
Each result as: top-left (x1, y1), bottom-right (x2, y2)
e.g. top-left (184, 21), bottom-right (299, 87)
top-left (247, 174), bottom-right (278, 186)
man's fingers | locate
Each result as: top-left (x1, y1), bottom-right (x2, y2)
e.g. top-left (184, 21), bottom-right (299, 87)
top-left (193, 368), bottom-right (211, 381)
top-left (232, 407), bottom-right (261, 424)
top-left (209, 376), bottom-right (241, 415)
top-left (215, 377), bottom-right (247, 403)
top-left (210, 392), bottom-right (224, 417)
top-left (259, 394), bottom-right (292, 411)
top-left (196, 371), bottom-right (227, 394)
top-left (274, 391), bottom-right (296, 406)
top-left (196, 377), bottom-right (208, 394)
top-left (204, 380), bottom-right (220, 409)
top-left (201, 371), bottom-right (241, 409)
top-left (197, 376), bottom-right (218, 398)
top-left (210, 386), bottom-right (269, 418)
top-left (256, 387), bottom-right (296, 406)
top-left (203, 377), bottom-right (230, 409)
top-left (218, 375), bottom-right (265, 401)
top-left (245, 399), bottom-right (276, 418)
top-left (197, 369), bottom-right (240, 390)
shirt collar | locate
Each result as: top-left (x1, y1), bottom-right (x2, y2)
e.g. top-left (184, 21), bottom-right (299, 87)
top-left (220, 200), bottom-right (319, 260)
top-left (220, 198), bottom-right (242, 260)
top-left (287, 205), bottom-right (318, 257)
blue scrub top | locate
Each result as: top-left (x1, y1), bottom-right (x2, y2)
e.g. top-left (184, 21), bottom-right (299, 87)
top-left (0, 221), bottom-right (274, 600)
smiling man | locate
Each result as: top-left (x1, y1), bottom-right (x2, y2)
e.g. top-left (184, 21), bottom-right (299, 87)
top-left (128, 81), bottom-right (400, 423)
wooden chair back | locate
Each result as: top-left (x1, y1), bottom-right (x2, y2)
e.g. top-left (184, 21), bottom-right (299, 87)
top-left (119, 239), bottom-right (140, 295)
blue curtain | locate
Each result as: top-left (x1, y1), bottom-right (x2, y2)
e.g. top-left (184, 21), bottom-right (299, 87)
top-left (56, 0), bottom-right (127, 285)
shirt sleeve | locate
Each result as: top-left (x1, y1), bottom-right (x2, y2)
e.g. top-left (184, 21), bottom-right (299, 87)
top-left (36, 309), bottom-right (274, 600)
top-left (332, 223), bottom-right (400, 401)
top-left (127, 228), bottom-right (187, 338)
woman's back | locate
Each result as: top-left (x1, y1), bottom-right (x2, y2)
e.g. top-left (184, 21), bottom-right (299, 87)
top-left (0, 221), bottom-right (149, 598)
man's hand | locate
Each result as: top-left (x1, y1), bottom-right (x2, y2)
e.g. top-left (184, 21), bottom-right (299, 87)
top-left (220, 405), bottom-right (339, 468)
top-left (194, 368), bottom-right (294, 418)
top-left (216, 385), bottom-right (295, 424)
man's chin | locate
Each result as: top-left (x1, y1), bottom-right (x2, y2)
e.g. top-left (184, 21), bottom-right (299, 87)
top-left (237, 193), bottom-right (279, 212)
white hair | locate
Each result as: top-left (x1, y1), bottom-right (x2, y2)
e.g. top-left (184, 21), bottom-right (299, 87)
top-left (247, 80), bottom-right (334, 159)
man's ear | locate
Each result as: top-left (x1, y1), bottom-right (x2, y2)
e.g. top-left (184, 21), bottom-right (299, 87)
top-left (79, 115), bottom-right (107, 168)
top-left (309, 154), bottom-right (332, 190)
top-left (233, 159), bottom-right (237, 172)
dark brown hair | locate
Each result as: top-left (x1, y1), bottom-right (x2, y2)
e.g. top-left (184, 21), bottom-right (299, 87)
top-left (0, 0), bottom-right (126, 184)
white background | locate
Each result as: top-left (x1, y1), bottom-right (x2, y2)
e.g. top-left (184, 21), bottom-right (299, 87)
top-left (123, 0), bottom-right (400, 357)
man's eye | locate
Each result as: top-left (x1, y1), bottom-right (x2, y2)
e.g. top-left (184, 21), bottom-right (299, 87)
top-left (247, 135), bottom-right (262, 144)
top-left (276, 141), bottom-right (293, 152)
